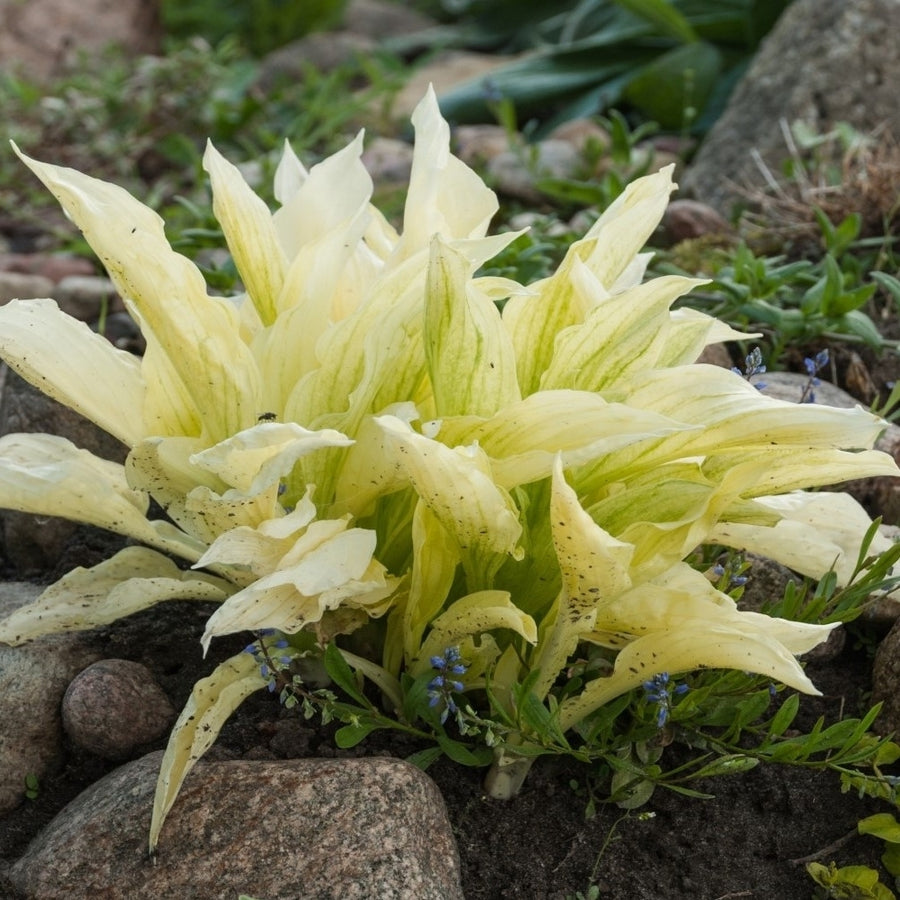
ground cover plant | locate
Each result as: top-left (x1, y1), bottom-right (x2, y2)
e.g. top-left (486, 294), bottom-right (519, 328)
top-left (1, 77), bottom-right (899, 859)
top-left (3, 6), bottom-right (900, 896)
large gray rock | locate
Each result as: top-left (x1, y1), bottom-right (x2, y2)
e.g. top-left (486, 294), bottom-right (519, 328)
top-left (684, 0), bottom-right (900, 214)
top-left (256, 0), bottom-right (437, 92)
top-left (0, 0), bottom-right (161, 83)
top-left (0, 272), bottom-right (54, 306)
top-left (341, 0), bottom-right (436, 40)
top-left (0, 583), bottom-right (102, 816)
top-left (9, 752), bottom-right (465, 900)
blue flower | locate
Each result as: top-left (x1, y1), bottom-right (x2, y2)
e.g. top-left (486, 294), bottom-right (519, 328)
top-left (733, 346), bottom-right (767, 390)
top-left (427, 646), bottom-right (469, 725)
top-left (800, 349), bottom-right (829, 403)
top-left (642, 672), bottom-right (688, 728)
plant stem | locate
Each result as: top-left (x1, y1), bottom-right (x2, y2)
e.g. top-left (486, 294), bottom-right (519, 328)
top-left (483, 743), bottom-right (536, 799)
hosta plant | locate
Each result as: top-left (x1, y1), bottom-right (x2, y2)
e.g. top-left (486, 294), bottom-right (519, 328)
top-left (0, 87), bottom-right (896, 852)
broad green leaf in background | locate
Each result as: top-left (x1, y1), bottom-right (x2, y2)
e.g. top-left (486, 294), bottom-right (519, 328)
top-left (622, 41), bottom-right (723, 129)
top-left (611, 0), bottom-right (698, 42)
top-left (434, 0), bottom-right (794, 133)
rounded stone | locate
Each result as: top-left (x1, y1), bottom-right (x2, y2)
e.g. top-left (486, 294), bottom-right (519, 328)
top-left (62, 659), bottom-right (176, 760)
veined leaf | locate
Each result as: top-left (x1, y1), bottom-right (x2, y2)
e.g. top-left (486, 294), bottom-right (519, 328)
top-left (531, 457), bottom-right (634, 698)
top-left (149, 650), bottom-right (267, 852)
top-left (189, 421), bottom-right (353, 495)
top-left (200, 528), bottom-right (398, 650)
top-left (127, 435), bottom-right (281, 543)
top-left (711, 491), bottom-right (896, 585)
top-left (0, 299), bottom-right (145, 447)
top-left (0, 546), bottom-right (230, 645)
top-left (403, 502), bottom-right (460, 663)
top-left (374, 414), bottom-right (523, 565)
top-left (435, 390), bottom-right (691, 489)
top-left (398, 85), bottom-right (499, 259)
top-left (503, 166), bottom-right (677, 395)
top-left (413, 590), bottom-right (537, 675)
top-left (14, 144), bottom-right (262, 445)
top-left (540, 275), bottom-right (706, 392)
top-left (559, 614), bottom-right (837, 733)
top-left (0, 433), bottom-right (202, 561)
top-left (204, 141), bottom-right (287, 327)
top-left (425, 236), bottom-right (520, 418)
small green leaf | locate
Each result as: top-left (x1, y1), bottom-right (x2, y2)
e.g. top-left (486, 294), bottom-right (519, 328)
top-left (872, 271), bottom-right (900, 309)
top-left (401, 671), bottom-right (435, 725)
top-left (839, 309), bottom-right (883, 347)
top-left (732, 690), bottom-right (772, 731)
top-left (436, 735), bottom-right (493, 767)
top-left (406, 747), bottom-right (444, 771)
top-left (689, 755), bottom-right (759, 779)
top-left (806, 861), bottom-right (896, 899)
top-left (859, 813), bottom-right (900, 844)
top-left (334, 720), bottom-right (380, 748)
top-left (830, 212), bottom-right (862, 257)
top-left (829, 283), bottom-right (877, 317)
top-left (768, 693), bottom-right (800, 738)
top-left (610, 768), bottom-right (656, 809)
top-left (660, 783), bottom-right (716, 800)
top-left (882, 843), bottom-right (900, 878)
top-left (24, 773), bottom-right (39, 800)
top-left (875, 740), bottom-right (900, 767)
top-left (517, 692), bottom-right (569, 748)
top-left (323, 643), bottom-right (368, 707)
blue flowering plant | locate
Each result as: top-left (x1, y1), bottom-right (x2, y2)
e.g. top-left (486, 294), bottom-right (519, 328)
top-left (0, 87), bottom-right (898, 851)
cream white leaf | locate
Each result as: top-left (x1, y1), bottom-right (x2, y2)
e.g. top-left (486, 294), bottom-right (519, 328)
top-left (189, 422), bottom-right (353, 495)
top-left (149, 650), bottom-right (267, 852)
top-left (0, 299), bottom-right (145, 446)
top-left (0, 546), bottom-right (229, 645)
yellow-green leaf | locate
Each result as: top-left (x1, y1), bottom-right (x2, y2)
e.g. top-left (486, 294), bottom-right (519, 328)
top-left (413, 589), bottom-right (537, 675)
top-left (0, 546), bottom-right (229, 645)
top-left (540, 276), bottom-right (705, 392)
top-left (204, 141), bottom-right (287, 326)
top-left (435, 389), bottom-right (691, 489)
top-left (14, 144), bottom-right (261, 444)
top-left (374, 414), bottom-right (523, 564)
top-left (425, 236), bottom-right (520, 417)
top-left (711, 491), bottom-right (896, 584)
top-left (149, 650), bottom-right (267, 852)
top-left (189, 421), bottom-right (353, 495)
top-left (0, 299), bottom-right (145, 447)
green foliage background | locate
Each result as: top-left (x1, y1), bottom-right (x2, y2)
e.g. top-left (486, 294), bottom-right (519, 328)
top-left (159, 0), bottom-right (349, 55)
